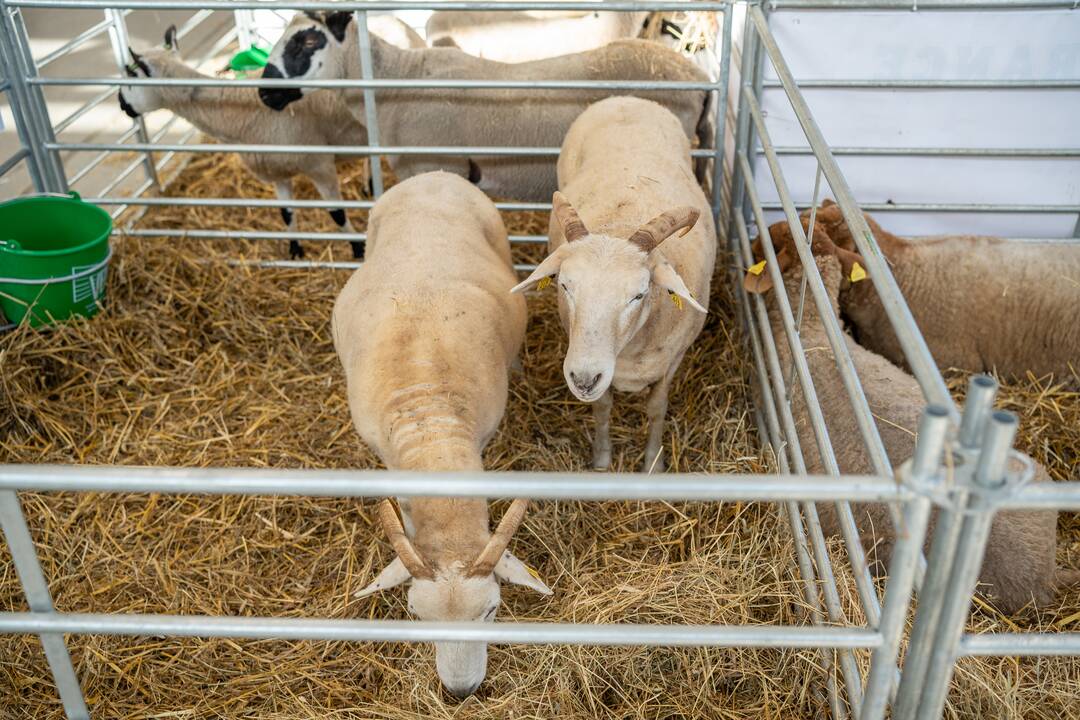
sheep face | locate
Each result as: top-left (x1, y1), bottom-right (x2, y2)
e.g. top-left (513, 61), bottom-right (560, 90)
top-left (513, 193), bottom-right (706, 402)
top-left (356, 501), bottom-right (550, 698)
top-left (119, 27), bottom-right (181, 118)
top-left (261, 11), bottom-right (353, 111)
top-left (743, 215), bottom-right (866, 295)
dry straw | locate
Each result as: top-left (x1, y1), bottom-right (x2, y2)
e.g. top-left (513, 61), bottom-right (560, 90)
top-left (1, 152), bottom-right (1077, 719)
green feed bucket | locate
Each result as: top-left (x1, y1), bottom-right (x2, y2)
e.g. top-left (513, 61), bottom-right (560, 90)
top-left (0, 191), bottom-right (113, 328)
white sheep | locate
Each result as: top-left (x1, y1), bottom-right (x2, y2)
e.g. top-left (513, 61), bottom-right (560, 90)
top-left (760, 247), bottom-right (1079, 613)
top-left (512, 97), bottom-right (715, 472)
top-left (425, 9), bottom-right (648, 63)
top-left (119, 21), bottom-right (422, 259)
top-left (334, 171), bottom-right (549, 698)
top-left (259, 11), bottom-right (712, 202)
top-left (748, 200), bottom-right (1080, 387)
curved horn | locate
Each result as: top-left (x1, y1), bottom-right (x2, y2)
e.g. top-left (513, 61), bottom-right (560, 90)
top-left (552, 192), bottom-right (589, 243)
top-left (378, 499), bottom-right (434, 580)
top-left (628, 206), bottom-right (700, 253)
top-left (469, 499), bottom-right (529, 577)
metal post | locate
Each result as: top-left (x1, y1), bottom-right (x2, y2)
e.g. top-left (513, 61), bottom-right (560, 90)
top-left (0, 491), bottom-right (89, 719)
top-left (234, 7), bottom-right (257, 48)
top-left (710, 4), bottom-right (733, 227)
top-left (0, 0), bottom-right (65, 191)
top-left (859, 406), bottom-right (949, 720)
top-left (894, 375), bottom-right (997, 720)
top-left (915, 410), bottom-right (1021, 720)
top-left (355, 9), bottom-right (384, 198)
top-left (105, 6), bottom-right (160, 190)
top-left (727, 1), bottom-right (762, 244)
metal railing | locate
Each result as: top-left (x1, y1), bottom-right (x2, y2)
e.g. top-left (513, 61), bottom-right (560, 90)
top-left (1, 2), bottom-right (1078, 720)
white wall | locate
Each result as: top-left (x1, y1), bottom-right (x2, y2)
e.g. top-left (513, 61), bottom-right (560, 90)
top-left (754, 8), bottom-right (1080, 238)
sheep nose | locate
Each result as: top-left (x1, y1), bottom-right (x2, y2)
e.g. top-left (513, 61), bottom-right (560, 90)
top-left (570, 372), bottom-right (602, 395)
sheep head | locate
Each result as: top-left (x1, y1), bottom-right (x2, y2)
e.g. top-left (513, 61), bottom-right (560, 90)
top-left (118, 26), bottom-right (182, 118)
top-left (743, 208), bottom-right (867, 295)
top-left (260, 10), bottom-right (354, 111)
top-left (512, 192), bottom-right (706, 403)
top-left (355, 499), bottom-right (550, 698)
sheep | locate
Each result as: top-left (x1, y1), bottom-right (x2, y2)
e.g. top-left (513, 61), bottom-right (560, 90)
top-left (118, 20), bottom-right (421, 260)
top-left (333, 171), bottom-right (549, 698)
top-left (258, 11), bottom-right (712, 202)
top-left (511, 97), bottom-right (714, 472)
top-left (758, 246), bottom-right (1077, 612)
top-left (748, 200), bottom-right (1080, 387)
top-left (367, 14), bottom-right (427, 51)
top-left (425, 9), bottom-right (648, 63)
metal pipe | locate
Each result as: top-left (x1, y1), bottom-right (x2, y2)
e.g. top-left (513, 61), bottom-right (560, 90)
top-left (916, 411), bottom-right (1020, 720)
top-left (762, 79), bottom-right (1080, 89)
top-left (959, 633), bottom-right (1080, 656)
top-left (67, 125), bottom-right (140, 185)
top-left (0, 492), bottom-right (89, 719)
top-left (31, 76), bottom-right (719, 90)
top-left (958, 375), bottom-right (998, 448)
top-left (999, 482), bottom-right (1080, 511)
top-left (105, 6), bottom-right (159, 190)
top-left (760, 201), bottom-right (1080, 214)
top-left (0, 147), bottom-right (31, 178)
top-left (119, 228), bottom-right (547, 244)
top-left (765, 0), bottom-right (1078, 7)
top-left (859, 406), bottom-right (950, 720)
top-left (0, 465), bottom-right (906, 502)
top-left (34, 14), bottom-right (118, 69)
top-left (0, 612), bottom-right (883, 649)
top-left (355, 9), bottom-right (384, 198)
top-left (767, 146), bottom-right (1080, 158)
top-left (9, 0), bottom-right (735, 10)
top-left (52, 86), bottom-right (116, 134)
top-left (749, 5), bottom-right (956, 418)
top-left (709, 5), bottom-right (733, 225)
top-left (86, 196), bottom-right (551, 211)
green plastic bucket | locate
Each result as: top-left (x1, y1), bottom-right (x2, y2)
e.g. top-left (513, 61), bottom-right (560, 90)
top-left (0, 191), bottom-right (113, 328)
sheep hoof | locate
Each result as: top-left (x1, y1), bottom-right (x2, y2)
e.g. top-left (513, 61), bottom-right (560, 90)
top-left (288, 241), bottom-right (305, 260)
top-left (642, 450), bottom-right (665, 474)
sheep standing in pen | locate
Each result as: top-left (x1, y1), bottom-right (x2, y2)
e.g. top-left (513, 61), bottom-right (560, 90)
top-left (258, 11), bottom-right (712, 201)
top-left (334, 172), bottom-right (549, 698)
top-left (512, 97), bottom-right (714, 472)
top-left (425, 9), bottom-right (648, 62)
top-left (118, 22), bottom-right (420, 260)
top-left (749, 242), bottom-right (1079, 613)
top-left (755, 200), bottom-right (1080, 387)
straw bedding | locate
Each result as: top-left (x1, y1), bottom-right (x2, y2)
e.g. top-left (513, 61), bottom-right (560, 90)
top-left (1, 152), bottom-right (1077, 719)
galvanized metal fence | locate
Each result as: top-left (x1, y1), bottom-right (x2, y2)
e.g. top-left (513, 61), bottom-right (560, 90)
top-left (0, 2), bottom-right (1078, 719)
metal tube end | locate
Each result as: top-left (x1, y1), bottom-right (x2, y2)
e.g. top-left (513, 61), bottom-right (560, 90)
top-left (974, 410), bottom-right (1019, 490)
top-left (910, 404), bottom-right (951, 479)
top-left (958, 375), bottom-right (998, 448)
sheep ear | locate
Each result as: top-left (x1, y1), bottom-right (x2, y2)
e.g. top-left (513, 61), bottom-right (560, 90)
top-left (510, 245), bottom-right (569, 294)
top-left (325, 11), bottom-right (354, 42)
top-left (164, 25), bottom-right (178, 51)
top-left (651, 256), bottom-right (707, 313)
top-left (354, 557), bottom-right (412, 599)
top-left (834, 247), bottom-right (868, 283)
top-left (494, 551), bottom-right (552, 595)
top-left (744, 247), bottom-right (796, 294)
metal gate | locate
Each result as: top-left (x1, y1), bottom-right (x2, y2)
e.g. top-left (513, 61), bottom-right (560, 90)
top-left (1, 2), bottom-right (1078, 719)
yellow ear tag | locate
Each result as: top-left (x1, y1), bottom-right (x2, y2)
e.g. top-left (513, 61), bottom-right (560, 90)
top-left (849, 262), bottom-right (867, 283)
top-left (536, 276), bottom-right (553, 291)
top-left (525, 564), bottom-right (543, 581)
top-left (748, 260), bottom-right (767, 276)
top-left (670, 292), bottom-right (684, 310)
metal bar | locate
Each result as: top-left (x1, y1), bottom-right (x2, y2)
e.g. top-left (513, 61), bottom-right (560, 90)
top-left (760, 201), bottom-right (1080, 214)
top-left (768, 146), bottom-right (1080, 158)
top-left (9, 1), bottom-right (735, 10)
top-left (0, 491), bottom-right (90, 719)
top-left (916, 411), bottom-right (1020, 720)
top-left (355, 9), bottom-right (383, 198)
top-left (859, 407), bottom-right (950, 720)
top-left (999, 482), bottom-right (1080, 510)
top-left (0, 612), bottom-right (882, 649)
top-left (709, 4), bottom-right (733, 225)
top-left (53, 87), bottom-right (117, 134)
top-left (769, 0), bottom-right (1079, 7)
top-left (738, 151), bottom-right (884, 635)
top-left (34, 13), bottom-right (117, 69)
top-left (46, 141), bottom-right (719, 158)
top-left (894, 375), bottom-right (998, 720)
top-left (762, 79), bottom-right (1080, 89)
top-left (216, 259), bottom-right (550, 272)
top-left (119, 228), bottom-right (548, 244)
top-left (86, 196), bottom-right (553, 211)
top-left (726, 1), bottom-right (760, 244)
top-left (0, 465), bottom-right (907, 502)
top-left (31, 76), bottom-right (720, 90)
top-left (105, 7), bottom-right (159, 190)
top-left (0, 147), bottom-right (30, 177)
top-left (67, 125), bottom-right (140, 185)
top-left (959, 633), bottom-right (1080, 657)
top-left (734, 213), bottom-right (866, 714)
top-left (750, 4), bottom-right (955, 417)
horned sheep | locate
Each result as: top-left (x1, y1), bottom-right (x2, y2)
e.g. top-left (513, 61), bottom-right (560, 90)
top-left (333, 171), bottom-right (549, 698)
top-left (758, 243), bottom-right (1078, 613)
top-left (258, 11), bottom-right (712, 202)
top-left (513, 97), bottom-right (714, 472)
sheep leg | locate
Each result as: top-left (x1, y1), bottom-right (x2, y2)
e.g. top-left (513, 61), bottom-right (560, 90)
top-left (310, 166), bottom-right (364, 260)
top-left (591, 389), bottom-right (613, 471)
top-left (274, 180), bottom-right (302, 259)
top-left (643, 358), bottom-right (682, 474)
